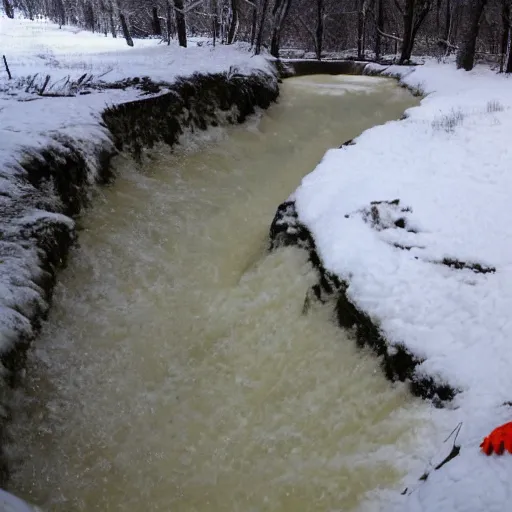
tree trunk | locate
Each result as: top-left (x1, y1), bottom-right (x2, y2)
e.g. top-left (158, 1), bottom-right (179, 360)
top-left (166, 0), bottom-right (173, 44)
top-left (26, 0), bottom-right (34, 20)
top-left (357, 0), bottom-right (365, 59)
top-left (255, 0), bottom-right (270, 55)
top-left (436, 0), bottom-right (441, 34)
top-left (315, 0), bottom-right (324, 60)
top-left (119, 12), bottom-right (134, 46)
top-left (2, 0), bottom-right (14, 18)
top-left (401, 0), bottom-right (432, 63)
top-left (451, 2), bottom-right (461, 41)
top-left (173, 0), bottom-right (187, 47)
top-left (507, 36), bottom-right (512, 72)
top-left (212, 0), bottom-right (219, 47)
top-left (85, 1), bottom-right (95, 32)
top-left (375, 0), bottom-right (384, 60)
top-left (152, 6), bottom-right (162, 35)
top-left (227, 0), bottom-right (239, 44)
top-left (456, 0), bottom-right (488, 70)
top-left (500, 0), bottom-right (510, 71)
top-left (269, 0), bottom-right (292, 58)
top-left (439, 0), bottom-right (451, 51)
top-left (250, 2), bottom-right (258, 48)
top-left (399, 0), bottom-right (415, 63)
top-left (109, 1), bottom-right (117, 38)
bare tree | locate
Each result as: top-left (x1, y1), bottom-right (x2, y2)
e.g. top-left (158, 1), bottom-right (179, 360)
top-left (315, 0), bottom-right (324, 59)
top-left (7, 0), bottom-right (511, 71)
top-left (457, 0), bottom-right (488, 69)
top-left (152, 5), bottom-right (162, 34)
top-left (227, 0), bottom-right (239, 43)
top-left (255, 0), bottom-right (270, 54)
top-left (116, 1), bottom-right (134, 46)
top-left (375, 0), bottom-right (385, 59)
top-left (3, 0), bottom-right (14, 18)
top-left (250, 1), bottom-right (258, 47)
top-left (174, 0), bottom-right (187, 46)
top-left (357, 0), bottom-right (369, 59)
top-left (108, 0), bottom-right (117, 37)
top-left (398, 0), bottom-right (433, 63)
top-left (270, 0), bottom-right (293, 56)
top-left (499, 0), bottom-right (510, 70)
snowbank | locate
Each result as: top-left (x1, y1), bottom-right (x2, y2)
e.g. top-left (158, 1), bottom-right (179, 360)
top-left (280, 60), bottom-right (512, 511)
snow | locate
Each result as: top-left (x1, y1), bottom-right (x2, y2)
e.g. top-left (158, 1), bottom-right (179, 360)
top-left (1, 16), bottom-right (269, 85)
top-left (294, 60), bottom-right (512, 511)
top-left (0, 15), bottom-right (272, 169)
top-left (0, 488), bottom-right (39, 511)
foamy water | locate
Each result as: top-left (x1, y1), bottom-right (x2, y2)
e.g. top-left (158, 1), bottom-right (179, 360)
top-left (7, 76), bottom-right (430, 511)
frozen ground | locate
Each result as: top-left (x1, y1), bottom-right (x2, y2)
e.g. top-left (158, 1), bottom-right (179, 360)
top-left (294, 61), bottom-right (512, 511)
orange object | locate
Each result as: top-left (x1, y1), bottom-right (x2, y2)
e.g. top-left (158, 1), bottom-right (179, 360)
top-left (480, 422), bottom-right (512, 455)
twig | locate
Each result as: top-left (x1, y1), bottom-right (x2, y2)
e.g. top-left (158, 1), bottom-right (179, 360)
top-left (443, 422), bottom-right (462, 444)
top-left (434, 444), bottom-right (461, 471)
top-left (402, 422), bottom-right (463, 495)
top-left (432, 422), bottom-right (463, 471)
top-left (97, 68), bottom-right (113, 79)
top-left (2, 55), bottom-right (12, 80)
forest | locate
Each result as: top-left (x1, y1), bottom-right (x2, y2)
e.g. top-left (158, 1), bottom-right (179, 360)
top-left (2, 0), bottom-right (512, 73)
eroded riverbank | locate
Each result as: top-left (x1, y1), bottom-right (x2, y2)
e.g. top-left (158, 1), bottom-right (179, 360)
top-left (7, 76), bottom-right (425, 511)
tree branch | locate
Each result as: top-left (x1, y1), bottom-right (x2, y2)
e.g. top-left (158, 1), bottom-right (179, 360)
top-left (172, 0), bottom-right (205, 15)
top-left (377, 27), bottom-right (403, 42)
top-left (437, 38), bottom-right (458, 49)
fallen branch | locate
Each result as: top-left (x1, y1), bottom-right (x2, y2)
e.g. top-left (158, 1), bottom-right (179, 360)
top-left (2, 55), bottom-right (11, 80)
top-left (377, 27), bottom-right (403, 43)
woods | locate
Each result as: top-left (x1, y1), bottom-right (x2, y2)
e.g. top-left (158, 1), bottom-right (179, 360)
top-left (5, 0), bottom-right (512, 71)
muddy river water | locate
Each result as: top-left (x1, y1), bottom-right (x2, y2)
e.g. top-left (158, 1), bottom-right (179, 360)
top-left (7, 75), bottom-right (428, 511)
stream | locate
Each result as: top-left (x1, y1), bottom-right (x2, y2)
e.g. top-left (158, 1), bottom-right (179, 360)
top-left (7, 75), bottom-right (427, 511)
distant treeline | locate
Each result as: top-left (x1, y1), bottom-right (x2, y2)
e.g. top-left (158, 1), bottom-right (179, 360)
top-left (3, 0), bottom-right (512, 71)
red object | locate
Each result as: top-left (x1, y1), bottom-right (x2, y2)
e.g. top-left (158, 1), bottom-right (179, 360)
top-left (480, 422), bottom-right (512, 455)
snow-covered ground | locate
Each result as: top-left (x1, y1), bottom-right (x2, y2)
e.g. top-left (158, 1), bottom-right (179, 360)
top-left (293, 61), bottom-right (512, 511)
top-left (0, 15), bottom-right (271, 169)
